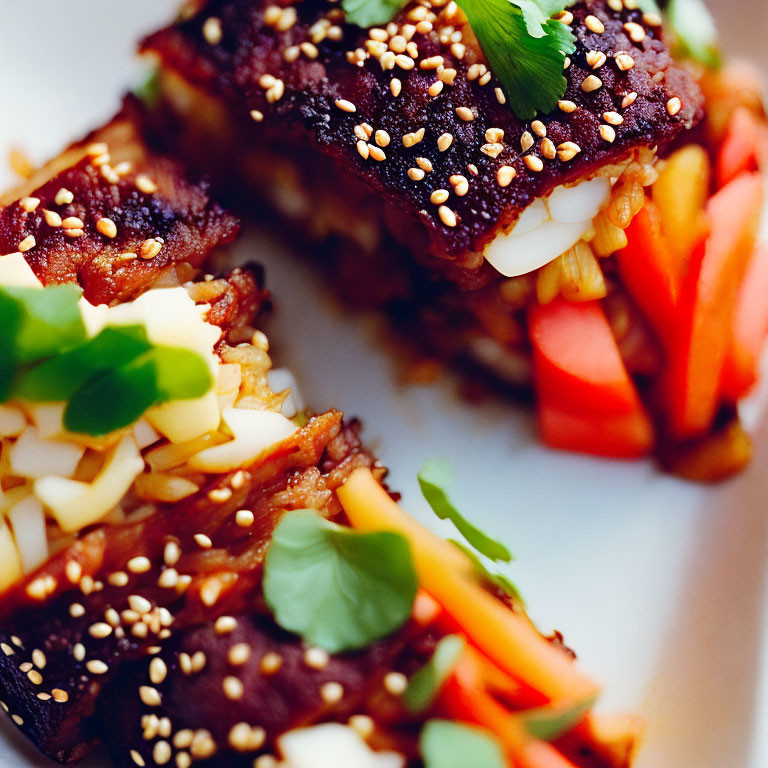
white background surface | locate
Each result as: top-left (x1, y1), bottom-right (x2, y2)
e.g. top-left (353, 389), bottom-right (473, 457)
top-left (0, 2), bottom-right (767, 767)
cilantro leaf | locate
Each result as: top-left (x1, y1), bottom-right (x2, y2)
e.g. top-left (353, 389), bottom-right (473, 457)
top-left (451, 540), bottom-right (525, 605)
top-left (263, 509), bottom-right (418, 653)
top-left (342, 0), bottom-right (409, 27)
top-left (420, 720), bottom-right (506, 768)
top-left (519, 695), bottom-right (597, 741)
top-left (455, 0), bottom-right (576, 119)
top-left (668, 0), bottom-right (721, 69)
top-left (64, 345), bottom-right (213, 436)
top-left (418, 459), bottom-right (511, 563)
top-left (634, 0), bottom-right (660, 11)
top-left (404, 635), bottom-right (465, 714)
top-left (15, 325), bottom-right (152, 402)
top-left (0, 285), bottom-right (86, 365)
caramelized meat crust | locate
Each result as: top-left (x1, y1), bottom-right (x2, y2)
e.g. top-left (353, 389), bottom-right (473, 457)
top-left (143, 0), bottom-right (703, 284)
top-left (0, 103), bottom-right (239, 305)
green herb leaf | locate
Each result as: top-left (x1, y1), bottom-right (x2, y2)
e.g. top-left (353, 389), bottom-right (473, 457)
top-left (668, 0), bottom-right (721, 69)
top-left (64, 345), bottom-right (213, 436)
top-left (455, 0), bottom-right (576, 119)
top-left (418, 459), bottom-right (511, 563)
top-left (263, 509), bottom-right (418, 653)
top-left (15, 325), bottom-right (152, 401)
top-left (633, 0), bottom-right (660, 12)
top-left (0, 285), bottom-right (86, 365)
top-left (519, 695), bottom-right (597, 741)
top-left (134, 67), bottom-right (161, 108)
top-left (420, 720), bottom-right (506, 768)
top-left (342, 0), bottom-right (409, 27)
top-left (451, 540), bottom-right (525, 605)
top-left (404, 635), bottom-right (465, 714)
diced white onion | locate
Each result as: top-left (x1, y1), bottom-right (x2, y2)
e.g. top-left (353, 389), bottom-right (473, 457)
top-left (7, 494), bottom-right (48, 573)
top-left (133, 418), bottom-right (161, 450)
top-left (0, 404), bottom-right (27, 437)
top-left (547, 178), bottom-right (611, 223)
top-left (26, 403), bottom-right (66, 439)
top-left (267, 368), bottom-right (303, 418)
top-left (10, 427), bottom-right (84, 479)
top-left (513, 198), bottom-right (549, 234)
top-left (278, 724), bottom-right (404, 768)
top-left (0, 252), bottom-right (43, 288)
top-left (145, 390), bottom-right (221, 444)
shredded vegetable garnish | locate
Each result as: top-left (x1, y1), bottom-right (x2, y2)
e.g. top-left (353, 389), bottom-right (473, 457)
top-left (420, 720), bottom-right (506, 768)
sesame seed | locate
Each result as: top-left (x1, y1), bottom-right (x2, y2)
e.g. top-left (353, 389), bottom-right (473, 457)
top-left (260, 652), bottom-right (283, 675)
top-left (416, 157), bottom-right (433, 172)
top-left (541, 138), bottom-right (557, 159)
top-left (18, 235), bottom-right (35, 252)
top-left (408, 168), bottom-right (425, 181)
top-left (11, 715), bottom-right (23, 726)
top-left (228, 643), bottom-right (251, 666)
top-left (390, 78), bottom-right (402, 97)
top-left (223, 676), bottom-right (244, 700)
top-left (0, 643), bottom-right (13, 656)
top-left (73, 643), bottom-right (86, 661)
top-left (320, 681), bottom-right (344, 704)
top-left (667, 97), bottom-right (682, 116)
top-left (584, 14), bottom-right (605, 33)
top-left (430, 189), bottom-right (449, 204)
top-left (20, 197), bottom-right (40, 213)
top-left (140, 686), bottom-right (162, 707)
top-left (51, 688), bottom-right (69, 703)
top-left (375, 130), bottom-right (391, 147)
top-left (64, 228), bottom-right (84, 238)
top-left (202, 16), bottom-right (223, 44)
top-left (449, 175), bottom-right (469, 196)
top-left (105, 608), bottom-right (121, 627)
top-left (644, 11), bottom-right (663, 26)
top-left (215, 616), bottom-right (238, 635)
top-left (384, 671), bottom-right (408, 695)
top-left (101, 164), bottom-right (120, 184)
top-left (581, 75), bottom-right (603, 93)
top-left (266, 80), bottom-right (284, 103)
top-left (555, 9), bottom-right (574, 24)
top-left (250, 109), bottom-right (264, 122)
top-left (439, 68), bottom-right (457, 85)
top-left (54, 188), bottom-right (74, 205)
top-left (456, 106), bottom-right (474, 121)
top-left (599, 124), bottom-right (617, 143)
top-left (86, 660), bottom-right (109, 675)
top-left (623, 21), bottom-right (646, 42)
top-left (335, 99), bottom-right (356, 113)
top-left (586, 50), bottom-right (607, 69)
top-left (153, 741), bottom-right (172, 766)
top-left (200, 579), bottom-right (222, 607)
top-left (420, 55), bottom-right (444, 70)
top-left (37, 693), bottom-right (51, 701)
top-left (348, 714), bottom-right (375, 738)
top-left (403, 128), bottom-right (425, 148)
top-left (368, 145), bottom-right (386, 161)
top-left (304, 646), bottom-right (330, 669)
top-left (43, 209), bottom-right (62, 227)
top-left (394, 54), bottom-right (415, 70)
top-left (108, 570), bottom-right (129, 587)
top-left (208, 487), bottom-right (232, 503)
top-left (27, 670), bottom-right (42, 685)
top-left (176, 753), bottom-right (192, 768)
top-left (235, 509), bottom-right (254, 527)
top-left (438, 206), bottom-right (457, 227)
top-left (65, 560), bottom-right (82, 584)
top-left (174, 730), bottom-right (195, 749)
top-left (602, 111), bottom-right (623, 126)
top-left (19, 662), bottom-right (33, 673)
top-left (129, 595), bottom-right (153, 614)
top-left (608, 0), bottom-right (622, 9)
top-left (557, 141), bottom-right (582, 161)
top-left (130, 749), bottom-right (145, 767)
top-left (531, 120), bottom-right (547, 138)
top-left (478, 71), bottom-right (492, 86)
top-left (428, 81), bottom-right (443, 97)
top-left (451, 42), bottom-right (466, 58)
top-left (193, 533), bottom-right (213, 549)
top-left (520, 131), bottom-right (534, 152)
top-left (96, 217), bottom-right (117, 238)
top-left (164, 542), bottom-right (181, 567)
top-left (150, 657), bottom-right (168, 685)
top-left (622, 92), bottom-right (638, 108)
top-left (380, 51), bottom-right (396, 71)
top-left (300, 42), bottom-right (319, 59)
top-left (135, 174), bottom-right (158, 194)
top-left (495, 87), bottom-right (506, 105)
top-left (127, 556), bottom-right (152, 574)
top-left (437, 133), bottom-right (453, 152)
top-left (480, 143), bottom-right (503, 159)
top-left (497, 166), bottom-right (517, 187)
top-left (114, 161), bottom-right (133, 176)
top-left (32, 649), bottom-right (46, 669)
top-left (139, 238), bottom-right (163, 260)
top-left (89, 622), bottom-right (113, 639)
top-left (524, 155), bottom-right (544, 172)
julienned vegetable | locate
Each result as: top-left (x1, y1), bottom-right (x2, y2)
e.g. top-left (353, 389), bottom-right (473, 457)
top-left (338, 467), bottom-right (600, 702)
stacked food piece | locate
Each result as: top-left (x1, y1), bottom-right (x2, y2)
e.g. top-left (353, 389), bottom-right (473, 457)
top-left (143, 0), bottom-right (767, 477)
top-left (0, 106), bottom-right (638, 767)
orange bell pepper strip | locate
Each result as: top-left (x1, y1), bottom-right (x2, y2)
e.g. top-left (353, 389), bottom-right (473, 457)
top-left (537, 392), bottom-right (654, 459)
top-left (721, 246), bottom-right (768, 401)
top-left (616, 202), bottom-right (681, 342)
top-left (528, 298), bottom-right (641, 416)
top-left (717, 107), bottom-right (768, 188)
top-left (664, 172), bottom-right (765, 437)
top-left (337, 468), bottom-right (600, 703)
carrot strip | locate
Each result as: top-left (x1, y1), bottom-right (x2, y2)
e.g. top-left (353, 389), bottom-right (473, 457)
top-left (338, 468), bottom-right (600, 702)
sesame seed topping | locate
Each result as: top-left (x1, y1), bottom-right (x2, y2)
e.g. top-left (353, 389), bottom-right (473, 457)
top-left (667, 97), bottom-right (682, 116)
top-left (559, 100), bottom-right (577, 115)
top-left (228, 643), bottom-right (251, 666)
top-left (485, 128), bottom-right (504, 143)
top-left (455, 107), bottom-right (474, 122)
top-left (335, 99), bottom-right (356, 113)
top-left (524, 155), bottom-right (544, 172)
top-left (622, 91), bottom-right (638, 108)
top-left (250, 109), bottom-right (264, 122)
top-left (43, 209), bottom-right (62, 227)
top-left (408, 167), bottom-right (425, 181)
top-left (439, 68), bottom-right (457, 85)
top-left (599, 124), bottom-right (617, 143)
top-left (127, 556), bottom-right (152, 574)
top-left (89, 622), bottom-right (113, 639)
top-left (140, 686), bottom-right (162, 707)
top-left (623, 21), bottom-right (646, 42)
top-left (320, 681), bottom-right (345, 704)
top-left (139, 238), bottom-right (163, 260)
top-left (521, 132), bottom-right (534, 152)
top-left (390, 78), bottom-right (402, 97)
top-left (194, 533), bottom-right (213, 549)
top-left (208, 487), bottom-right (232, 503)
top-left (555, 10), bottom-right (574, 24)
top-left (430, 189), bottom-right (450, 204)
top-left (403, 128), bottom-right (425, 148)
top-left (135, 174), bottom-right (158, 194)
top-left (449, 175), bottom-right (469, 196)
top-left (584, 14), bottom-right (605, 33)
top-left (27, 670), bottom-right (43, 685)
top-left (428, 81), bottom-right (443, 97)
top-left (368, 144), bottom-right (386, 161)
top-left (130, 749), bottom-right (145, 766)
top-left (129, 594), bottom-right (153, 614)
top-left (0, 643), bottom-right (13, 656)
top-left (581, 75), bottom-right (603, 93)
top-left (97, 217), bottom-right (117, 238)
top-left (495, 88), bottom-right (506, 105)
top-left (202, 16), bottom-right (223, 44)
top-left (54, 188), bottom-right (74, 206)
top-left (438, 205), bottom-right (457, 227)
top-left (260, 651), bottom-right (283, 675)
top-left (384, 671), bottom-right (408, 695)
top-left (586, 50), bottom-right (607, 69)
top-left (65, 560), bottom-right (82, 584)
top-left (11, 715), bottom-right (23, 726)
top-left (51, 688), bottom-right (69, 703)
top-left (32, 649), bottom-right (46, 668)
top-left (437, 133), bottom-right (453, 152)
top-left (164, 542), bottom-right (180, 567)
top-left (235, 509), bottom-right (254, 527)
top-left (86, 660), bottom-right (109, 675)
top-left (375, 130), bottom-right (391, 147)
top-left (531, 120), bottom-right (547, 138)
top-left (153, 741), bottom-right (172, 766)
top-left (557, 141), bottom-right (582, 161)
top-left (416, 157), bottom-right (433, 172)
top-left (541, 138), bottom-right (557, 159)
top-left (73, 643), bottom-right (86, 661)
top-left (108, 570), bottom-right (129, 587)
top-left (223, 675), bottom-right (244, 700)
top-left (215, 616), bottom-right (238, 635)
top-left (497, 166), bottom-right (517, 187)
top-left (481, 143), bottom-right (503, 158)
top-left (228, 723), bottom-right (266, 752)
top-left (644, 11), bottom-right (663, 26)
top-left (64, 228), bottom-right (84, 239)
top-left (304, 646), bottom-right (330, 669)
top-left (18, 235), bottom-right (35, 252)
top-left (20, 197), bottom-right (40, 213)
top-left (348, 714), bottom-right (375, 738)
top-left (150, 657), bottom-right (168, 685)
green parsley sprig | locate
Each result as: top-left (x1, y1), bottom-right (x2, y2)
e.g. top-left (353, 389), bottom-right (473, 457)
top-left (0, 285), bottom-right (213, 436)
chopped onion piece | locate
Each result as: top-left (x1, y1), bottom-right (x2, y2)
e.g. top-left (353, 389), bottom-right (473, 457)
top-left (133, 418), bottom-right (161, 450)
top-left (146, 390), bottom-right (221, 444)
top-left (0, 252), bottom-right (43, 288)
top-left (0, 518), bottom-right (23, 593)
top-left (7, 494), bottom-right (48, 573)
top-left (278, 724), bottom-right (404, 768)
top-left (548, 178), bottom-right (611, 224)
top-left (0, 404), bottom-right (27, 437)
top-left (513, 198), bottom-right (549, 235)
top-left (10, 427), bottom-right (84, 479)
top-left (26, 403), bottom-right (66, 439)
top-left (267, 368), bottom-right (303, 418)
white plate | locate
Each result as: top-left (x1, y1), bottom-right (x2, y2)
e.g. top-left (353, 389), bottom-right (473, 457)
top-left (0, 2), bottom-right (766, 766)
